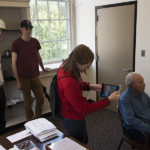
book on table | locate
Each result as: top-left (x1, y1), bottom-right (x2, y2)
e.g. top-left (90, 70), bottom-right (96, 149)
top-left (24, 118), bottom-right (59, 142)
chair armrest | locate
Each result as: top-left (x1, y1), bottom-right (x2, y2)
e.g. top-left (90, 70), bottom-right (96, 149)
top-left (117, 105), bottom-right (150, 149)
top-left (140, 131), bottom-right (149, 149)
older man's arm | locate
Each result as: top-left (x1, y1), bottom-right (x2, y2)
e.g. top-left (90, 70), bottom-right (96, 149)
top-left (119, 97), bottom-right (150, 134)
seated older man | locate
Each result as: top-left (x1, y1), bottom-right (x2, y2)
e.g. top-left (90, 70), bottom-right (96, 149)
top-left (118, 72), bottom-right (150, 144)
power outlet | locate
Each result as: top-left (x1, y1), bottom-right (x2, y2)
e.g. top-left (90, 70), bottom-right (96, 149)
top-left (141, 50), bottom-right (145, 57)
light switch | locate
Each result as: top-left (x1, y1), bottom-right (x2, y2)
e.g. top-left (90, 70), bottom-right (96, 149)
top-left (141, 50), bottom-right (145, 57)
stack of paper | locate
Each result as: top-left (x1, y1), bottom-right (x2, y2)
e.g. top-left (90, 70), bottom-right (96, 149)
top-left (24, 118), bottom-right (59, 142)
top-left (7, 130), bottom-right (32, 143)
top-left (47, 137), bottom-right (88, 150)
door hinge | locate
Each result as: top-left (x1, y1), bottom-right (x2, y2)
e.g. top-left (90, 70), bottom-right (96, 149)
top-left (97, 15), bottom-right (98, 21)
top-left (95, 54), bottom-right (98, 61)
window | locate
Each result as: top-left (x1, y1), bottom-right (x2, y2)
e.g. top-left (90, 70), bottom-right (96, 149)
top-left (30, 0), bottom-right (71, 64)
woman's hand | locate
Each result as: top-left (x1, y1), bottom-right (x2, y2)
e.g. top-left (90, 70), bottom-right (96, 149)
top-left (108, 91), bottom-right (120, 102)
top-left (90, 84), bottom-right (102, 91)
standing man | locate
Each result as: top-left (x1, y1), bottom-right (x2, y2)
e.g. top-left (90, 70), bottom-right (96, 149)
top-left (0, 19), bottom-right (6, 135)
top-left (12, 20), bottom-right (49, 121)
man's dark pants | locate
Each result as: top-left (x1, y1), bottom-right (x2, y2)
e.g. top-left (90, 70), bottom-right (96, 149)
top-left (125, 128), bottom-right (150, 144)
top-left (0, 86), bottom-right (6, 135)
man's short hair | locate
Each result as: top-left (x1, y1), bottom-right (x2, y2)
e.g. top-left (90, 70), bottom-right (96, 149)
top-left (125, 72), bottom-right (141, 87)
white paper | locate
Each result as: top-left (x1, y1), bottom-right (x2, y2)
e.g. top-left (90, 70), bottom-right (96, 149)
top-left (10, 99), bottom-right (20, 104)
top-left (37, 129), bottom-right (63, 142)
top-left (6, 130), bottom-right (32, 143)
top-left (0, 145), bottom-right (6, 150)
top-left (38, 134), bottom-right (58, 142)
top-left (13, 145), bottom-right (19, 150)
top-left (27, 128), bottom-right (59, 142)
top-left (24, 118), bottom-right (56, 136)
top-left (8, 148), bottom-right (16, 150)
top-left (49, 137), bottom-right (87, 150)
top-left (38, 129), bottom-right (58, 139)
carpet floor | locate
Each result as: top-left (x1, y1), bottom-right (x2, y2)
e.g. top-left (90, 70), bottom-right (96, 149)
top-left (46, 108), bottom-right (137, 150)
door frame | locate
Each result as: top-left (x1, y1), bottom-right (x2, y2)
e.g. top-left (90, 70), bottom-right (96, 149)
top-left (95, 1), bottom-right (137, 100)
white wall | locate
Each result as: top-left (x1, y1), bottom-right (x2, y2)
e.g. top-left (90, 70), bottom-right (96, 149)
top-left (135, 0), bottom-right (150, 95)
top-left (74, 0), bottom-right (150, 99)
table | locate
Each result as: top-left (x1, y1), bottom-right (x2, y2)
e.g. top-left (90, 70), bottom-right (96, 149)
top-left (0, 127), bottom-right (64, 150)
top-left (0, 128), bottom-right (92, 150)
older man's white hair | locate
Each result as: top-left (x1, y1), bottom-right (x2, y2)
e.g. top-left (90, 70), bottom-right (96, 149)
top-left (125, 72), bottom-right (141, 87)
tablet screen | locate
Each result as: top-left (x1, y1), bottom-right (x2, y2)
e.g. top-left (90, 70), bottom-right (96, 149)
top-left (100, 83), bottom-right (118, 98)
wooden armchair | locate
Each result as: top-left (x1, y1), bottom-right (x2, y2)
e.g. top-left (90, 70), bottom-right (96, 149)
top-left (117, 106), bottom-right (150, 150)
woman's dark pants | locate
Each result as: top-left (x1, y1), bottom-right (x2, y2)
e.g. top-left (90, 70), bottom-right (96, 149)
top-left (61, 116), bottom-right (88, 145)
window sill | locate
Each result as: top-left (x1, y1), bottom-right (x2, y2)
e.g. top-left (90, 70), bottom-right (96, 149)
top-left (4, 62), bottom-right (62, 82)
top-left (39, 62), bottom-right (62, 78)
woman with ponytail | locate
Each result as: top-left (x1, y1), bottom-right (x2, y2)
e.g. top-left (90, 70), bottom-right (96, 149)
top-left (57, 44), bottom-right (120, 144)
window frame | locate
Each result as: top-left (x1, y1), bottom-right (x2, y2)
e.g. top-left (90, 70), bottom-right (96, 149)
top-left (30, 0), bottom-right (71, 64)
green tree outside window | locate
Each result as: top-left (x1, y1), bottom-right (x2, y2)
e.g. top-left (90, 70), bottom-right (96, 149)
top-left (30, 0), bottom-right (70, 62)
